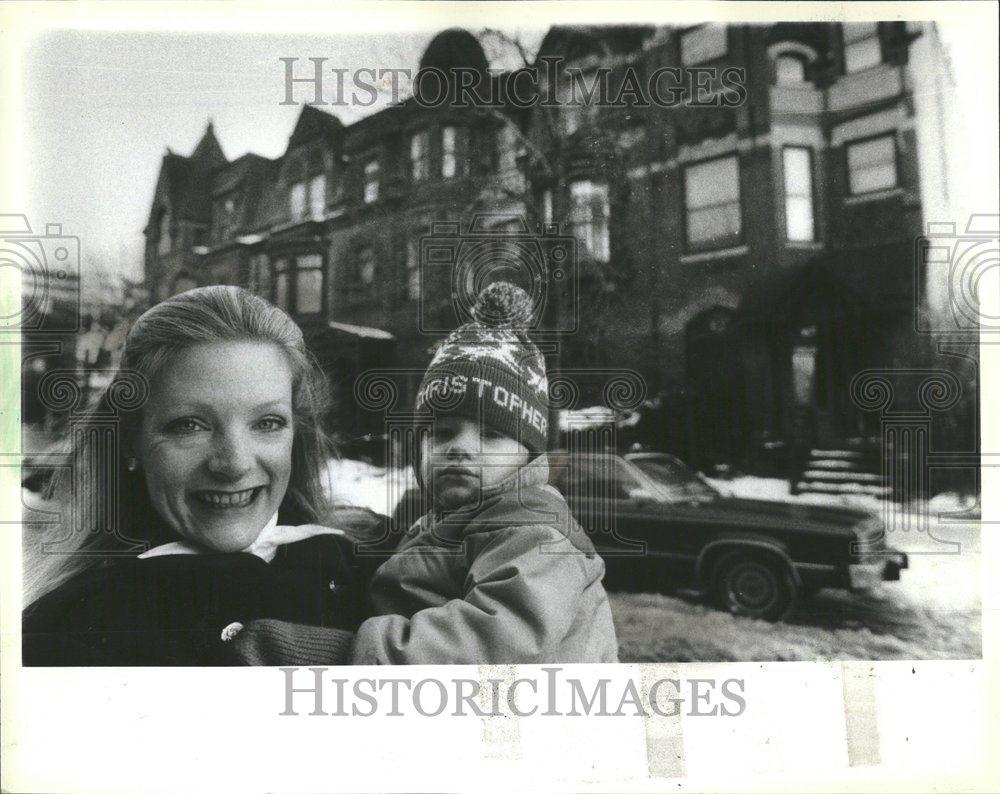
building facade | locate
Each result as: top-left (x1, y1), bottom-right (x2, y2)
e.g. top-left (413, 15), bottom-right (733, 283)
top-left (144, 23), bottom-right (939, 474)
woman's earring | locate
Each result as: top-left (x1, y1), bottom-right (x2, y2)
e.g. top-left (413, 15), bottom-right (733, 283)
top-left (126, 457), bottom-right (138, 472)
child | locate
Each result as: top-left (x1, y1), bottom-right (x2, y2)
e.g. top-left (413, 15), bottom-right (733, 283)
top-left (230, 282), bottom-right (619, 665)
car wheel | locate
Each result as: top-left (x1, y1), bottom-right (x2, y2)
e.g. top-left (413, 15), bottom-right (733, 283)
top-left (712, 552), bottom-right (797, 622)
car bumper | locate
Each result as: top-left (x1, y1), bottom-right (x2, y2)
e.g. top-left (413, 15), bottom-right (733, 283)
top-left (849, 550), bottom-right (909, 590)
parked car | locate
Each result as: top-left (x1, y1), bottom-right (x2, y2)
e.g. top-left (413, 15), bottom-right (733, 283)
top-left (549, 451), bottom-right (907, 621)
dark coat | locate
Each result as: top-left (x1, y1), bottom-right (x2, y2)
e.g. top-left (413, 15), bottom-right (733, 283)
top-left (22, 532), bottom-right (372, 666)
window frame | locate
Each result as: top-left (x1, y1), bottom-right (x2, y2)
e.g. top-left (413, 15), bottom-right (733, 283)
top-left (356, 244), bottom-right (376, 287)
top-left (782, 145), bottom-right (816, 242)
top-left (307, 173), bottom-right (326, 220)
top-left (294, 253), bottom-right (325, 315)
top-left (568, 179), bottom-right (611, 263)
top-left (410, 129), bottom-right (431, 182)
top-left (363, 157), bottom-right (380, 204)
top-left (682, 154), bottom-right (743, 251)
top-left (441, 125), bottom-right (467, 179)
top-left (845, 133), bottom-right (899, 196)
top-left (273, 258), bottom-right (291, 311)
top-left (842, 22), bottom-right (882, 74)
top-left (289, 182), bottom-right (307, 222)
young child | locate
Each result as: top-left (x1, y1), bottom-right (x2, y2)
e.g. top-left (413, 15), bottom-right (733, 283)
top-left (230, 282), bottom-right (618, 665)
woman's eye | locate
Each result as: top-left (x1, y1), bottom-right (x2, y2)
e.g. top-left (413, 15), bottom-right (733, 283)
top-left (485, 429), bottom-right (504, 440)
top-left (255, 416), bottom-right (289, 432)
top-left (164, 418), bottom-right (207, 434)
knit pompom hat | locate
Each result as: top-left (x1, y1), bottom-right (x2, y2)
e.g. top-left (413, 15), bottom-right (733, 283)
top-left (414, 282), bottom-right (549, 454)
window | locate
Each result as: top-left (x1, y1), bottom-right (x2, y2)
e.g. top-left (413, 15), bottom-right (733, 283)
top-left (364, 159), bottom-right (380, 204)
top-left (214, 196), bottom-right (237, 242)
top-left (843, 22), bottom-right (881, 74)
top-left (442, 126), bottom-right (466, 178)
top-left (783, 147), bottom-right (815, 242)
top-left (680, 25), bottom-right (727, 66)
top-left (846, 135), bottom-right (897, 194)
top-left (249, 253), bottom-right (270, 296)
top-left (157, 211), bottom-right (171, 255)
top-left (405, 238), bottom-right (420, 300)
top-left (274, 259), bottom-right (290, 310)
top-left (410, 130), bottom-right (430, 181)
top-left (295, 253), bottom-right (323, 314)
top-left (775, 55), bottom-right (807, 85)
top-left (289, 182), bottom-right (307, 221)
top-left (684, 156), bottom-right (741, 247)
top-left (569, 180), bottom-right (610, 262)
top-left (357, 246), bottom-right (375, 285)
top-left (308, 174), bottom-right (326, 220)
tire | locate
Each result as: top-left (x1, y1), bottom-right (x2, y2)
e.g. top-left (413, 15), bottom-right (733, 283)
top-left (711, 551), bottom-right (797, 621)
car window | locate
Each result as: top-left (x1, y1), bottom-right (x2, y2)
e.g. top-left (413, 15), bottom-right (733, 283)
top-left (550, 455), bottom-right (649, 501)
top-left (631, 457), bottom-right (716, 500)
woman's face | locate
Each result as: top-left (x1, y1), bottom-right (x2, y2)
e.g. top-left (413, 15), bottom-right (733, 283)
top-left (134, 341), bottom-right (295, 552)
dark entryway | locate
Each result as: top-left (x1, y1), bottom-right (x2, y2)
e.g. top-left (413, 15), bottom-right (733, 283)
top-left (684, 306), bottom-right (746, 470)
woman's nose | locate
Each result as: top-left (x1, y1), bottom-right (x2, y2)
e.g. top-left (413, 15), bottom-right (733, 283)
top-left (206, 430), bottom-right (255, 479)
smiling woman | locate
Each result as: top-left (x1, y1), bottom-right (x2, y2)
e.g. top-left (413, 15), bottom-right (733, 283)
top-left (22, 286), bottom-right (384, 666)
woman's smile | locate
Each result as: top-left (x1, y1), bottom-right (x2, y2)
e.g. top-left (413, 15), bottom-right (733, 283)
top-left (191, 486), bottom-right (266, 509)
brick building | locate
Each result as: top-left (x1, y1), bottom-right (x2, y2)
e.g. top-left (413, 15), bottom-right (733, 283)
top-left (144, 23), bottom-right (941, 474)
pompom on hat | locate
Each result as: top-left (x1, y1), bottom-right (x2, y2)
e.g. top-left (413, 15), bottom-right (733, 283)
top-left (414, 282), bottom-right (549, 454)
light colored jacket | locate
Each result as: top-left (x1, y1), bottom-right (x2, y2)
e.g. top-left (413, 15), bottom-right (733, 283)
top-left (350, 455), bottom-right (619, 665)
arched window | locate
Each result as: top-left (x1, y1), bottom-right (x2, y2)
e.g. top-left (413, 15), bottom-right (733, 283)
top-left (775, 54), bottom-right (807, 85)
top-left (767, 42), bottom-right (819, 87)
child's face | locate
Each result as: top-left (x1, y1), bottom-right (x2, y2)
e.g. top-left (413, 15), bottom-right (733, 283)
top-left (420, 416), bottom-right (530, 511)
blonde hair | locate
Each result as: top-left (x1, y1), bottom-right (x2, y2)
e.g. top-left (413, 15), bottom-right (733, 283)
top-left (25, 286), bottom-right (343, 604)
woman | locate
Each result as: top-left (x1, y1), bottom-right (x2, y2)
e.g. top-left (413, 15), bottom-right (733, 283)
top-left (23, 286), bottom-right (382, 665)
